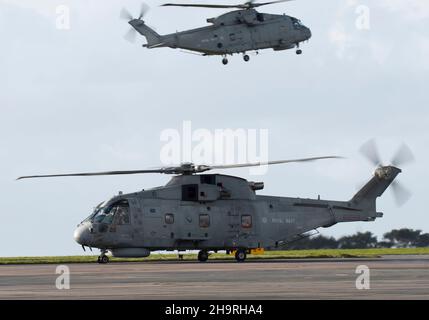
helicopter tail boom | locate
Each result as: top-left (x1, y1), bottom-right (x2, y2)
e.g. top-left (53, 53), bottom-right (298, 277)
top-left (350, 166), bottom-right (401, 210)
top-left (129, 19), bottom-right (163, 48)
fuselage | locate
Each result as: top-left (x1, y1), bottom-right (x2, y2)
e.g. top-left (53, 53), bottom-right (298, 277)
top-left (74, 173), bottom-right (382, 257)
top-left (131, 9), bottom-right (312, 55)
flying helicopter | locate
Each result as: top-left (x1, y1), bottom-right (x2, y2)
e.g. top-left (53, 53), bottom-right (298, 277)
top-left (121, 0), bottom-right (312, 64)
top-left (17, 141), bottom-right (413, 264)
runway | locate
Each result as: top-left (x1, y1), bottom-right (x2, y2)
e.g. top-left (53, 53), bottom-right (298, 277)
top-left (1, 255), bottom-right (428, 300)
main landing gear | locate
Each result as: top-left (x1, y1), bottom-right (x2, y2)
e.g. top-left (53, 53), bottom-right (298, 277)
top-left (97, 250), bottom-right (109, 264)
top-left (198, 250), bottom-right (209, 262)
top-left (221, 53), bottom-right (251, 65)
top-left (235, 249), bottom-right (247, 263)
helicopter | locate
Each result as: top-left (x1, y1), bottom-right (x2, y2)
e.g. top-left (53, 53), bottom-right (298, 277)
top-left (121, 0), bottom-right (312, 64)
top-left (17, 141), bottom-right (413, 264)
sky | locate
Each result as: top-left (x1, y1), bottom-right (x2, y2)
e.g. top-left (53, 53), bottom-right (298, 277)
top-left (0, 0), bottom-right (428, 256)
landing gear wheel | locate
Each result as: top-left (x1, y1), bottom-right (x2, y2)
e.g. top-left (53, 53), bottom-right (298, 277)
top-left (243, 54), bottom-right (250, 62)
top-left (296, 49), bottom-right (302, 55)
top-left (98, 255), bottom-right (109, 264)
top-left (198, 250), bottom-right (209, 262)
top-left (222, 57), bottom-right (228, 65)
top-left (235, 249), bottom-right (247, 263)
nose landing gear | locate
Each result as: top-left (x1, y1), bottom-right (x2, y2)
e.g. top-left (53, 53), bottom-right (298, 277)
top-left (222, 57), bottom-right (228, 65)
top-left (295, 43), bottom-right (302, 55)
top-left (243, 54), bottom-right (250, 62)
top-left (97, 250), bottom-right (109, 264)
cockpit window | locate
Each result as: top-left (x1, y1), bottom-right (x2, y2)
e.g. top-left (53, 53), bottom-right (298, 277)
top-left (93, 199), bottom-right (130, 225)
top-left (115, 204), bottom-right (130, 225)
top-left (291, 17), bottom-right (303, 29)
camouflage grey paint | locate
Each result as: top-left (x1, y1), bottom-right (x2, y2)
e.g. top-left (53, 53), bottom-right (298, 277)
top-left (128, 9), bottom-right (311, 55)
top-left (74, 166), bottom-right (401, 257)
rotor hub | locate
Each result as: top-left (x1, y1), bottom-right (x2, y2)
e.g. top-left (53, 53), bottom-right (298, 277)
top-left (374, 166), bottom-right (401, 180)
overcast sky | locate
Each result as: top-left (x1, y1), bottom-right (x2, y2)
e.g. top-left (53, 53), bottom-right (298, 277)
top-left (1, 0), bottom-right (428, 256)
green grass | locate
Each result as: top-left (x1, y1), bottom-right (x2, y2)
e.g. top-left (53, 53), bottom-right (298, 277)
top-left (1, 248), bottom-right (429, 265)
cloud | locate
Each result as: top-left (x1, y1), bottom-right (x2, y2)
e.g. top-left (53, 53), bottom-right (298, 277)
top-left (379, 0), bottom-right (429, 20)
top-left (328, 0), bottom-right (428, 67)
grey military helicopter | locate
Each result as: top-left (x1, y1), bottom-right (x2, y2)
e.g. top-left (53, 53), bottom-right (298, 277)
top-left (18, 141), bottom-right (413, 264)
top-left (122, 0), bottom-right (312, 64)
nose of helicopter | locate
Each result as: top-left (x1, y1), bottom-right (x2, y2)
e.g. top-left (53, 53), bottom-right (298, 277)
top-left (304, 27), bottom-right (312, 40)
top-left (73, 223), bottom-right (91, 246)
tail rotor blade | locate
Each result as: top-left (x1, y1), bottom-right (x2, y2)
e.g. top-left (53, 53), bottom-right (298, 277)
top-left (120, 7), bottom-right (133, 20)
top-left (391, 180), bottom-right (412, 207)
top-left (139, 3), bottom-right (150, 19)
top-left (124, 28), bottom-right (137, 43)
top-left (360, 139), bottom-right (382, 167)
top-left (391, 143), bottom-right (415, 167)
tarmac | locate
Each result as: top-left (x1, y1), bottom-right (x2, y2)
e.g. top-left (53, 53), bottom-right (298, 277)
top-left (0, 255), bottom-right (428, 300)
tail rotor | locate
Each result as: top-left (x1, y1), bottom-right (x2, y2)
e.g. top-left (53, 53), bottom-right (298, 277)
top-left (120, 3), bottom-right (151, 43)
top-left (359, 139), bottom-right (414, 206)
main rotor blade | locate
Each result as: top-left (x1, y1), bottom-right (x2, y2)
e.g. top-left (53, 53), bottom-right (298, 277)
top-left (204, 156), bottom-right (344, 171)
top-left (120, 7), bottom-right (133, 20)
top-left (391, 180), bottom-right (412, 207)
top-left (162, 0), bottom-right (293, 9)
top-left (161, 3), bottom-right (239, 9)
top-left (17, 169), bottom-right (166, 180)
top-left (17, 156), bottom-right (344, 180)
top-left (391, 143), bottom-right (415, 167)
top-left (251, 0), bottom-right (294, 8)
top-left (360, 139), bottom-right (382, 167)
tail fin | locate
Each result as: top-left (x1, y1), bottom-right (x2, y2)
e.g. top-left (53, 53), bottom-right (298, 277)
top-left (350, 166), bottom-right (401, 209)
top-left (129, 19), bottom-right (162, 48)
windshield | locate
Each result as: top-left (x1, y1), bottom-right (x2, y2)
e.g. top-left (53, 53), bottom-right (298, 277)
top-left (82, 201), bottom-right (105, 222)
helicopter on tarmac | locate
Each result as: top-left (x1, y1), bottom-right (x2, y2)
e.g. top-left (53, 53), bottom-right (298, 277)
top-left (17, 141), bottom-right (413, 264)
top-left (122, 0), bottom-right (312, 64)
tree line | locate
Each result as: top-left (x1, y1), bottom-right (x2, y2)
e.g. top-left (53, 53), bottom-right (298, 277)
top-left (286, 228), bottom-right (429, 250)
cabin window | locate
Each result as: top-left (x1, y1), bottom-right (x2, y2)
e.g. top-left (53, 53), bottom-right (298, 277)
top-left (241, 215), bottom-right (252, 228)
top-left (165, 213), bottom-right (174, 224)
top-left (199, 214), bottom-right (210, 228)
top-left (182, 184), bottom-right (199, 201)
